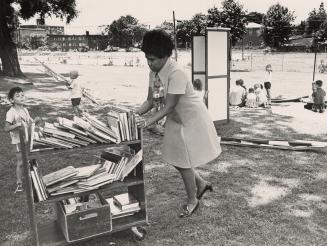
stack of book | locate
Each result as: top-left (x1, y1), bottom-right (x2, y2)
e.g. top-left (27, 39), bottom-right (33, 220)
top-left (101, 146), bottom-right (143, 181)
top-left (29, 111), bottom-right (141, 152)
top-left (29, 160), bottom-right (48, 202)
top-left (30, 146), bottom-right (142, 200)
top-left (107, 105), bottom-right (139, 142)
top-left (105, 193), bottom-right (140, 218)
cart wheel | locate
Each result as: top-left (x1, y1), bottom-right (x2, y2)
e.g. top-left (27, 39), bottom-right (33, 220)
top-left (131, 226), bottom-right (147, 241)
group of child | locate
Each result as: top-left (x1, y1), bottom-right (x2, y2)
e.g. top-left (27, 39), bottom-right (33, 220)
top-left (229, 64), bottom-right (273, 109)
top-left (230, 80), bottom-right (270, 108)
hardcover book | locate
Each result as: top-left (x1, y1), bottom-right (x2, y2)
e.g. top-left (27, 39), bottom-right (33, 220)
top-left (113, 193), bottom-right (139, 210)
top-left (42, 166), bottom-right (78, 187)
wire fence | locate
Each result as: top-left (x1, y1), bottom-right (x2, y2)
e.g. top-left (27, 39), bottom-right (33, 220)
top-left (231, 50), bottom-right (327, 74)
top-left (15, 49), bottom-right (327, 76)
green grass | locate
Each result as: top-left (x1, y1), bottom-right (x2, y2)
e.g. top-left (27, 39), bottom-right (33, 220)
top-left (0, 66), bottom-right (327, 246)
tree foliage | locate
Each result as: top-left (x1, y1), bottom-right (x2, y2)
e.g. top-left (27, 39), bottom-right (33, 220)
top-left (305, 2), bottom-right (327, 35)
top-left (246, 11), bottom-right (265, 24)
top-left (0, 0), bottom-right (78, 76)
top-left (262, 3), bottom-right (295, 48)
top-left (106, 15), bottom-right (147, 48)
top-left (207, 0), bottom-right (247, 46)
top-left (176, 13), bottom-right (207, 48)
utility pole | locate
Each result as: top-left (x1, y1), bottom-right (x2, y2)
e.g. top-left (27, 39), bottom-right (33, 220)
top-left (173, 11), bottom-right (178, 61)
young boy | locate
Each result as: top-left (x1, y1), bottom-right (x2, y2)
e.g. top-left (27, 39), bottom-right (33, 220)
top-left (245, 88), bottom-right (257, 108)
top-left (312, 80), bottom-right (326, 113)
top-left (264, 64), bottom-right (273, 106)
top-left (4, 87), bottom-right (39, 193)
top-left (66, 70), bottom-right (84, 115)
top-left (193, 78), bottom-right (208, 103)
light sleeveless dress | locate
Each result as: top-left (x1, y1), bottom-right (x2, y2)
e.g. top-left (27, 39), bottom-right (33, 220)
top-left (148, 58), bottom-right (221, 168)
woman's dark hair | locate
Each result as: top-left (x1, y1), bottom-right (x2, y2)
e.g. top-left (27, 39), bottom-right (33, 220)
top-left (193, 79), bottom-right (203, 91)
top-left (141, 29), bottom-right (174, 58)
top-left (8, 87), bottom-right (23, 100)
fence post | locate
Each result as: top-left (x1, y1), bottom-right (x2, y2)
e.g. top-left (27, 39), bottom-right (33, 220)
top-left (250, 53), bottom-right (253, 71)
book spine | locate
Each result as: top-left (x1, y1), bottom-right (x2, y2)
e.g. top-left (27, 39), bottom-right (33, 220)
top-left (30, 170), bottom-right (44, 202)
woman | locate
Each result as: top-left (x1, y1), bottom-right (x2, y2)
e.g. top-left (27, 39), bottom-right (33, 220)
top-left (136, 29), bottom-right (221, 217)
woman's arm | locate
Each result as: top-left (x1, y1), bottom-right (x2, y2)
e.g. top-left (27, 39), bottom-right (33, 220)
top-left (146, 93), bottom-right (181, 126)
top-left (136, 87), bottom-right (154, 115)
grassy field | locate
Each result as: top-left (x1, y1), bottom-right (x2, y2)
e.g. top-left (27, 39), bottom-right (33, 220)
top-left (0, 52), bottom-right (327, 246)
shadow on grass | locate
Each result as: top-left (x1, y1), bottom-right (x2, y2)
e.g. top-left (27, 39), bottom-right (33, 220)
top-left (218, 109), bottom-right (324, 141)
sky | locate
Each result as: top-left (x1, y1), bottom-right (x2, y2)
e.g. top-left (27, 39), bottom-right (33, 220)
top-left (22, 0), bottom-right (327, 35)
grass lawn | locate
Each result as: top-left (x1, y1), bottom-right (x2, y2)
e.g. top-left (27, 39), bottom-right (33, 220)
top-left (0, 60), bottom-right (327, 246)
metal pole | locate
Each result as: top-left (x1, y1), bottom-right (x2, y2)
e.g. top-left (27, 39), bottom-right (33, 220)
top-left (173, 11), bottom-right (178, 61)
top-left (313, 47), bottom-right (317, 81)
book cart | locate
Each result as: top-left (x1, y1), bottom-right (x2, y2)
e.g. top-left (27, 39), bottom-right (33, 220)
top-left (20, 128), bottom-right (148, 246)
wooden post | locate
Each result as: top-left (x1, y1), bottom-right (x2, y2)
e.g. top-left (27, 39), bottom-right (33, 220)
top-left (313, 47), bottom-right (317, 81)
top-left (173, 11), bottom-right (178, 61)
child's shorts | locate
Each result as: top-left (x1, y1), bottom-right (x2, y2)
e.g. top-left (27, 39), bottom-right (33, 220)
top-left (264, 82), bottom-right (271, 89)
top-left (71, 97), bottom-right (81, 106)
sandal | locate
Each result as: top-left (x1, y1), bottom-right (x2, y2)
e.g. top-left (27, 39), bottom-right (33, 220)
top-left (179, 201), bottom-right (200, 218)
top-left (14, 183), bottom-right (23, 193)
top-left (197, 183), bottom-right (213, 200)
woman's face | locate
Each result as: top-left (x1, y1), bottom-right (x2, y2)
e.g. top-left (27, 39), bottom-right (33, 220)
top-left (145, 54), bottom-right (168, 73)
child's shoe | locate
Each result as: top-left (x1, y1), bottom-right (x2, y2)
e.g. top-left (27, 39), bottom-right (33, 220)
top-left (14, 183), bottom-right (23, 193)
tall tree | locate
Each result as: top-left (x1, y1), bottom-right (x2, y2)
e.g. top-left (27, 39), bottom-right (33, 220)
top-left (0, 0), bottom-right (78, 77)
top-left (293, 21), bottom-right (306, 36)
top-left (246, 11), bottom-right (265, 24)
top-left (262, 3), bottom-right (295, 48)
top-left (176, 13), bottom-right (207, 48)
top-left (207, 0), bottom-right (247, 46)
top-left (106, 15), bottom-right (147, 48)
top-left (306, 2), bottom-right (327, 35)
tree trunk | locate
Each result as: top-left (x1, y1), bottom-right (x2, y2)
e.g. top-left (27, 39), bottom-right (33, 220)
top-left (0, 15), bottom-right (24, 77)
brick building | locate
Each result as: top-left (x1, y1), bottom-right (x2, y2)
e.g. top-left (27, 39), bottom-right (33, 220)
top-left (47, 32), bottom-right (108, 51)
top-left (235, 22), bottom-right (264, 49)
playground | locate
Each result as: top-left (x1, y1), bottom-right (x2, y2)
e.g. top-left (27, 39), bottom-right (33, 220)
top-left (0, 50), bottom-right (326, 245)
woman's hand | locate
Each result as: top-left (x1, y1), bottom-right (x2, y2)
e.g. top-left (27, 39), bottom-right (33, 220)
top-left (135, 114), bottom-right (147, 128)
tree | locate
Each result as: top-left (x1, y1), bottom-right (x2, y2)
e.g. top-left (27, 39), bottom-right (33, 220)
top-left (293, 21), bottom-right (306, 36)
top-left (176, 13), bottom-right (207, 48)
top-left (207, 0), bottom-right (247, 46)
top-left (306, 2), bottom-right (327, 35)
top-left (106, 15), bottom-right (147, 48)
top-left (0, 0), bottom-right (78, 77)
top-left (246, 11), bottom-right (265, 24)
top-left (262, 3), bottom-right (295, 49)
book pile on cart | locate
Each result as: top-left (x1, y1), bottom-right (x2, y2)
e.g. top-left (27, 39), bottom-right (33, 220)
top-left (30, 106), bottom-right (140, 152)
top-left (29, 145), bottom-right (142, 202)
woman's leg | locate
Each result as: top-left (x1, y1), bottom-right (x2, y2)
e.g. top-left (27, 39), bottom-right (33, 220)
top-left (193, 169), bottom-right (209, 197)
top-left (175, 166), bottom-right (198, 206)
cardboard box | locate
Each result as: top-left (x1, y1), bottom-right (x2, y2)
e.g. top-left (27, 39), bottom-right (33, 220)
top-left (56, 194), bottom-right (112, 242)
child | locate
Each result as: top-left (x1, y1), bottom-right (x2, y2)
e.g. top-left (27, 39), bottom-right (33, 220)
top-left (304, 81), bottom-right (316, 110)
top-left (264, 64), bottom-right (273, 105)
top-left (230, 79), bottom-right (246, 107)
top-left (245, 88), bottom-right (257, 108)
top-left (66, 70), bottom-right (84, 115)
top-left (147, 73), bottom-right (165, 136)
top-left (312, 80), bottom-right (326, 113)
top-left (254, 83), bottom-right (267, 107)
top-left (193, 79), bottom-right (208, 103)
top-left (4, 87), bottom-right (40, 193)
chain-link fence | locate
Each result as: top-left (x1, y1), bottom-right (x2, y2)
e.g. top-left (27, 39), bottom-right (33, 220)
top-left (232, 50), bottom-right (327, 74)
